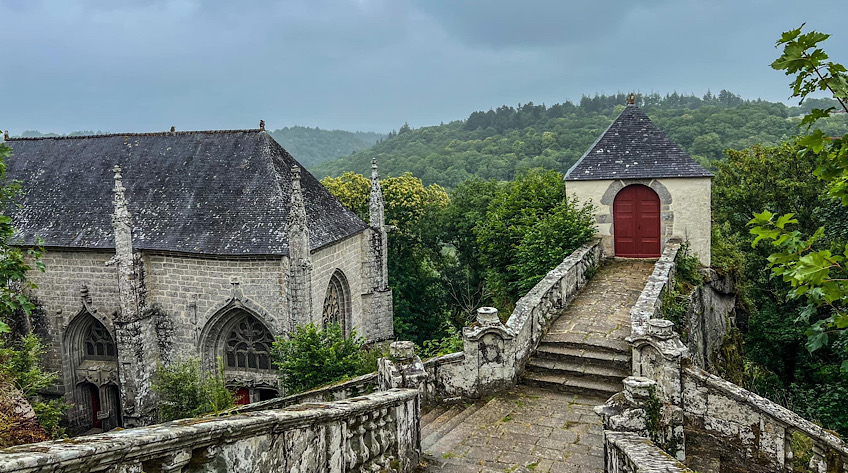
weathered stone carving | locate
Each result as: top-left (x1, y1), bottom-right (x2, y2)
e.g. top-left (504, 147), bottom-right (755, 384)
top-left (0, 390), bottom-right (420, 473)
top-left (287, 165), bottom-right (313, 332)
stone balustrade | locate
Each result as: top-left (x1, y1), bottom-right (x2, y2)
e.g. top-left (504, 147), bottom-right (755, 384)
top-left (629, 242), bottom-right (680, 337)
top-left (605, 431), bottom-right (693, 473)
top-left (398, 239), bottom-right (603, 402)
top-left (0, 389), bottom-right (420, 473)
top-left (602, 248), bottom-right (848, 473)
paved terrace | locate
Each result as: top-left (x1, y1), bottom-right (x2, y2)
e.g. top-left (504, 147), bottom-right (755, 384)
top-left (421, 260), bottom-right (655, 473)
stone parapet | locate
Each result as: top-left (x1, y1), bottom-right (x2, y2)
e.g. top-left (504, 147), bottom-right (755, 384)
top-left (604, 431), bottom-right (693, 473)
top-left (629, 242), bottom-right (680, 337)
top-left (0, 389), bottom-right (420, 473)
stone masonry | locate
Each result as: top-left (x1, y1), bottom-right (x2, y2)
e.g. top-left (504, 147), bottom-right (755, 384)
top-left (7, 129), bottom-right (394, 434)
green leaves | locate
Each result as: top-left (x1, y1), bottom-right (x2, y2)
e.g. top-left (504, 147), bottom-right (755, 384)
top-left (271, 323), bottom-right (373, 394)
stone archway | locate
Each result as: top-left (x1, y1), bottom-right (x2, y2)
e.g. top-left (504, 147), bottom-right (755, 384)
top-left (613, 184), bottom-right (661, 258)
top-left (600, 179), bottom-right (674, 257)
top-left (63, 312), bottom-right (120, 433)
top-left (322, 269), bottom-right (352, 336)
top-left (200, 308), bottom-right (279, 404)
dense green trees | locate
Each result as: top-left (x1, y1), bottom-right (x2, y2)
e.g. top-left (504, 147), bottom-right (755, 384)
top-left (152, 358), bottom-right (234, 422)
top-left (313, 93), bottom-right (848, 188)
top-left (322, 168), bottom-right (595, 346)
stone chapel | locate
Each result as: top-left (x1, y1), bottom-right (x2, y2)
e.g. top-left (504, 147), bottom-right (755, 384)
top-left (565, 97), bottom-right (713, 266)
top-left (3, 126), bottom-right (393, 434)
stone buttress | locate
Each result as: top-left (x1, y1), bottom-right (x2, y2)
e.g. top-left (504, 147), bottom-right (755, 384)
top-left (108, 166), bottom-right (157, 427)
top-left (286, 165), bottom-right (313, 331)
top-left (363, 159), bottom-right (394, 340)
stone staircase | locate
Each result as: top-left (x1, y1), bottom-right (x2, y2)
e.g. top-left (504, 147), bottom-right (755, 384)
top-left (521, 332), bottom-right (631, 399)
top-left (417, 260), bottom-right (656, 472)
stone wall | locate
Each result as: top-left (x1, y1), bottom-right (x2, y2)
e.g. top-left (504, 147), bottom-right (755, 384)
top-left (685, 269), bottom-right (737, 371)
top-left (0, 389), bottom-right (420, 473)
top-left (145, 253), bottom-right (287, 357)
top-left (403, 239), bottom-right (603, 403)
top-left (566, 177), bottom-right (711, 266)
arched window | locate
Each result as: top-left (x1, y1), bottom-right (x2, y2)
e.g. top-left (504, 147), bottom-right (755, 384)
top-left (224, 314), bottom-right (274, 371)
top-left (322, 270), bottom-right (351, 335)
top-left (83, 320), bottom-right (116, 361)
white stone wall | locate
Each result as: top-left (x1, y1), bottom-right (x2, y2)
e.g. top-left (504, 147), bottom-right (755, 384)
top-left (567, 177), bottom-right (711, 266)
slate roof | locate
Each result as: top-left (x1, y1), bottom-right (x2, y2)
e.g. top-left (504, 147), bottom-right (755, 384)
top-left (565, 104), bottom-right (713, 181)
top-left (4, 130), bottom-right (368, 255)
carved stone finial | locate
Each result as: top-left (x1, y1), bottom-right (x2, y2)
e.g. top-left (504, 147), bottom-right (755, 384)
top-left (371, 158), bottom-right (378, 178)
top-left (3, 131), bottom-right (8, 141)
top-left (170, 126), bottom-right (175, 133)
top-left (476, 306), bottom-right (500, 326)
top-left (627, 93), bottom-right (636, 105)
top-left (259, 119), bottom-right (265, 131)
top-left (291, 165), bottom-right (301, 185)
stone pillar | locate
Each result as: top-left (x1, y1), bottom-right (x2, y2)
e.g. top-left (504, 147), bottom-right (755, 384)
top-left (462, 307), bottom-right (515, 397)
top-left (624, 318), bottom-right (688, 461)
top-left (378, 341), bottom-right (429, 400)
top-left (364, 159), bottom-right (393, 340)
top-left (286, 165), bottom-right (313, 331)
top-left (108, 165), bottom-right (155, 427)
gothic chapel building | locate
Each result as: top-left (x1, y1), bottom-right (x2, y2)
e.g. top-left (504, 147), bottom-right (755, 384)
top-left (4, 126), bottom-right (393, 434)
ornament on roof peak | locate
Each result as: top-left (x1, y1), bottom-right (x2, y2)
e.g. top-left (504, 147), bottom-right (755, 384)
top-left (627, 93), bottom-right (636, 105)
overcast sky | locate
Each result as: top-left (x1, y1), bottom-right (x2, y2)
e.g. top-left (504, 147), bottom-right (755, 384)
top-left (2, 0), bottom-right (847, 135)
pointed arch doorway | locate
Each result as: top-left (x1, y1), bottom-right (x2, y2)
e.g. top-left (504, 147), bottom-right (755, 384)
top-left (613, 184), bottom-right (661, 258)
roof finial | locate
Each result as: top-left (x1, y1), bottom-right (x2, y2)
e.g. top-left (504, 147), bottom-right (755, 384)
top-left (3, 131), bottom-right (8, 141)
top-left (259, 120), bottom-right (266, 132)
top-left (627, 93), bottom-right (636, 105)
top-left (371, 158), bottom-right (378, 179)
top-left (170, 126), bottom-right (175, 133)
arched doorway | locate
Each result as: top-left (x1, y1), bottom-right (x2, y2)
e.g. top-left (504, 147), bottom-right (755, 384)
top-left (64, 312), bottom-right (121, 433)
top-left (613, 184), bottom-right (661, 258)
top-left (202, 309), bottom-right (279, 404)
top-left (322, 270), bottom-right (351, 336)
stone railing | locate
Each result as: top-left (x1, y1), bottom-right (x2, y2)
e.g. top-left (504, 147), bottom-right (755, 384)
top-left (629, 241), bottom-right (680, 337)
top-left (682, 365), bottom-right (848, 473)
top-left (599, 249), bottom-right (848, 473)
top-left (0, 389), bottom-right (420, 473)
top-left (381, 239), bottom-right (603, 403)
top-left (605, 431), bottom-right (693, 472)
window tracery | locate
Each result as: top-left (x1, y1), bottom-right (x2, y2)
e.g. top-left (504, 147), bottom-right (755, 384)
top-left (225, 315), bottom-right (274, 370)
top-left (83, 320), bottom-right (116, 360)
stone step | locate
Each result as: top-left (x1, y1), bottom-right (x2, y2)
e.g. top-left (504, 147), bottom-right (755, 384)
top-left (538, 333), bottom-right (631, 356)
top-left (426, 396), bottom-right (518, 458)
top-left (534, 343), bottom-right (630, 370)
top-left (525, 357), bottom-right (629, 384)
top-left (421, 404), bottom-right (451, 427)
top-left (421, 401), bottom-right (486, 452)
top-left (521, 370), bottom-right (622, 400)
top-left (421, 405), bottom-right (465, 442)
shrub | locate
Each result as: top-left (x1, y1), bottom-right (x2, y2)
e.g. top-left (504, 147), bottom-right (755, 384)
top-left (153, 357), bottom-right (234, 422)
top-left (0, 333), bottom-right (69, 439)
top-left (419, 324), bottom-right (464, 359)
top-left (271, 323), bottom-right (375, 394)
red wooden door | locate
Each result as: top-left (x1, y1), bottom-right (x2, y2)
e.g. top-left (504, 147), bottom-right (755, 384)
top-left (235, 387), bottom-right (250, 405)
top-left (613, 185), bottom-right (661, 258)
top-left (90, 384), bottom-right (102, 429)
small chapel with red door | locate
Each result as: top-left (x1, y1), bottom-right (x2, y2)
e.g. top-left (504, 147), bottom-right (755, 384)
top-left (565, 96), bottom-right (713, 266)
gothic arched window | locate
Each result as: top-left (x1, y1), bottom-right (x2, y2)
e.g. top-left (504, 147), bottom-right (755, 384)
top-left (322, 270), bottom-right (351, 335)
top-left (225, 315), bottom-right (274, 371)
top-left (83, 320), bottom-right (116, 361)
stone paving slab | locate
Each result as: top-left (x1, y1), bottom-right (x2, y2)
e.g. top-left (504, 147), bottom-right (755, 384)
top-left (420, 386), bottom-right (607, 472)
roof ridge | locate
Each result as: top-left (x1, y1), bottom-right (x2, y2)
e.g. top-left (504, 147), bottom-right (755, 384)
top-left (7, 128), bottom-right (263, 141)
